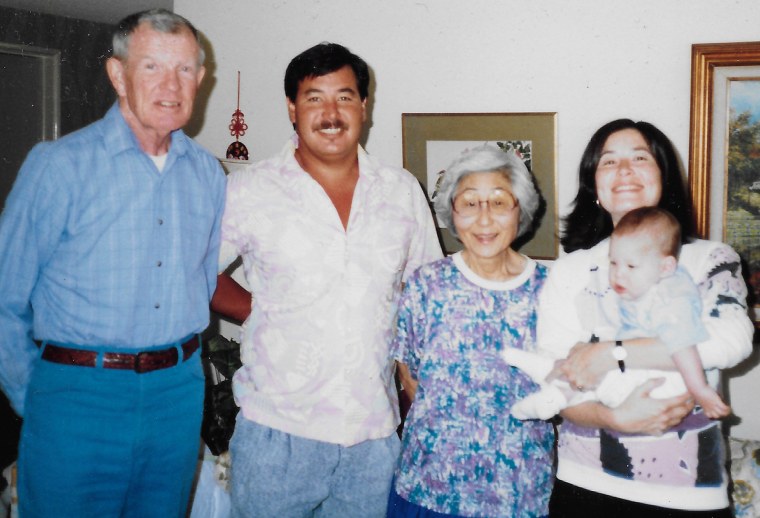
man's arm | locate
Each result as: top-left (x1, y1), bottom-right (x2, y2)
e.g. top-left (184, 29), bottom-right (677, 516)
top-left (211, 273), bottom-right (252, 323)
top-left (0, 143), bottom-right (64, 414)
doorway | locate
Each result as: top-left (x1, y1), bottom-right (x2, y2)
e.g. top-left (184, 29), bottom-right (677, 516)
top-left (0, 42), bottom-right (59, 210)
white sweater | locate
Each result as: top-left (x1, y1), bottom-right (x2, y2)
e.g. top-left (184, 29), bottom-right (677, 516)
top-left (538, 238), bottom-right (753, 510)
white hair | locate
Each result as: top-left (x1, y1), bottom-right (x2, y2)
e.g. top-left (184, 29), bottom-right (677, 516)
top-left (433, 144), bottom-right (542, 238)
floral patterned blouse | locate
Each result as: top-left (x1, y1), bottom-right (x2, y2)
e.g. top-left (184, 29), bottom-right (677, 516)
top-left (391, 253), bottom-right (554, 517)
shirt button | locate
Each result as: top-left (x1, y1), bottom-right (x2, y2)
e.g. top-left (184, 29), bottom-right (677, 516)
top-left (157, 261), bottom-right (162, 267)
top-left (158, 218), bottom-right (164, 225)
top-left (154, 303), bottom-right (160, 309)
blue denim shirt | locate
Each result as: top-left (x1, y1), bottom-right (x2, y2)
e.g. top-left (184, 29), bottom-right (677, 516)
top-left (0, 103), bottom-right (226, 414)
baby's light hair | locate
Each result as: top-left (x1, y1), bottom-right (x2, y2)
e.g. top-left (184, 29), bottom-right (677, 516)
top-left (612, 207), bottom-right (681, 259)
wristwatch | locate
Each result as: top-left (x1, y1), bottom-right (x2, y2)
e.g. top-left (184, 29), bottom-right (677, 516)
top-left (612, 340), bottom-right (627, 373)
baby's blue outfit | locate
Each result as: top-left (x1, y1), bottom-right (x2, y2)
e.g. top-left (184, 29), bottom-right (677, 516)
top-left (618, 267), bottom-right (709, 354)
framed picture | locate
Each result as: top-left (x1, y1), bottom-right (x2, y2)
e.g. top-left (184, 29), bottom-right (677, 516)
top-left (402, 112), bottom-right (558, 259)
top-left (688, 41), bottom-right (760, 325)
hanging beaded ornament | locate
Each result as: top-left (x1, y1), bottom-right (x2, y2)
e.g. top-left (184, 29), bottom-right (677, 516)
top-left (226, 71), bottom-right (249, 160)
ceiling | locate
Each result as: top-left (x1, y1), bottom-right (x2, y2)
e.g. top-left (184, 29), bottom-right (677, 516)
top-left (0, 0), bottom-right (173, 24)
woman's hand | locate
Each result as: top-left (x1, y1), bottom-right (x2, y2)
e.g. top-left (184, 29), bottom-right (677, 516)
top-left (609, 378), bottom-right (694, 435)
top-left (549, 341), bottom-right (616, 391)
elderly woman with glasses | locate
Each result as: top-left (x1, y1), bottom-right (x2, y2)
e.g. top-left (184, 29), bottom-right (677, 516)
top-left (386, 145), bottom-right (554, 518)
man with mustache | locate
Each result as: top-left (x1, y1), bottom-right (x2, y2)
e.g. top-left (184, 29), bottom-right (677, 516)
top-left (213, 42), bottom-right (441, 517)
top-left (0, 9), bottom-right (225, 517)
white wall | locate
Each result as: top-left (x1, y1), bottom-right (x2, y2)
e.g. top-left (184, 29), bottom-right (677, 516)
top-left (176, 0), bottom-right (760, 438)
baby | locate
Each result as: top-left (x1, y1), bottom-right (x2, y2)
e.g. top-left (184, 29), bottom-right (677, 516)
top-left (504, 207), bottom-right (730, 420)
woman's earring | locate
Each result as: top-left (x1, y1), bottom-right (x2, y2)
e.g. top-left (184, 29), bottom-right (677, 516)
top-left (595, 199), bottom-right (600, 206)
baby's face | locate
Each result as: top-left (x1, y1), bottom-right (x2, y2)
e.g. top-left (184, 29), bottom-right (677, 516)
top-left (609, 233), bottom-right (669, 300)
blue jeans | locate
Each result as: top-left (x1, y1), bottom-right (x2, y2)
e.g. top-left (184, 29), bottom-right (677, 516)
top-left (230, 417), bottom-right (400, 517)
top-left (17, 343), bottom-right (204, 518)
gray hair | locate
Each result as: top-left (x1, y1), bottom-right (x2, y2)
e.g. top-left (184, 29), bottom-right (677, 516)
top-left (434, 144), bottom-right (542, 239)
top-left (112, 9), bottom-right (205, 65)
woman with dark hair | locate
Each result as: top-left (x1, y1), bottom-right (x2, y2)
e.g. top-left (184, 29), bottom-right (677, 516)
top-left (538, 119), bottom-right (753, 517)
top-left (561, 119), bottom-right (694, 253)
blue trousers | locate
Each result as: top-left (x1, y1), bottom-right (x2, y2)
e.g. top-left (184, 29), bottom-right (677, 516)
top-left (17, 343), bottom-right (205, 518)
top-left (386, 485), bottom-right (469, 518)
top-left (230, 417), bottom-right (400, 517)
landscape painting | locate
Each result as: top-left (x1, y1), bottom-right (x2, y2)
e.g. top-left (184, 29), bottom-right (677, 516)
top-left (726, 78), bottom-right (760, 313)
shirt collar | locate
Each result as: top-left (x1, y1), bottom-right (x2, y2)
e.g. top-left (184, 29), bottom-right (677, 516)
top-left (102, 102), bottom-right (191, 159)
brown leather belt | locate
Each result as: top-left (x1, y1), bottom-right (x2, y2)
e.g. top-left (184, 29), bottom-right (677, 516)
top-left (41, 336), bottom-right (200, 374)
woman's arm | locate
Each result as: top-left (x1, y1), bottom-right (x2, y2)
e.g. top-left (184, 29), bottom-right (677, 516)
top-left (552, 242), bottom-right (751, 435)
top-left (561, 378), bottom-right (694, 435)
top-left (555, 337), bottom-right (675, 390)
top-left (548, 242), bottom-right (753, 389)
top-left (688, 242), bottom-right (753, 370)
top-left (391, 272), bottom-right (425, 419)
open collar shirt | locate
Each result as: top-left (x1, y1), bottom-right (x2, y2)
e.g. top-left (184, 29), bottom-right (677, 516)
top-left (0, 103), bottom-right (226, 414)
top-left (219, 136), bottom-right (442, 446)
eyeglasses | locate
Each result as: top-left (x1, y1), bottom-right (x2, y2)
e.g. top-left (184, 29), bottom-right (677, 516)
top-left (452, 189), bottom-right (519, 218)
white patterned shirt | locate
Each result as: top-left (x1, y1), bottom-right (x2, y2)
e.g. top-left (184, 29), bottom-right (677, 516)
top-left (219, 137), bottom-right (442, 445)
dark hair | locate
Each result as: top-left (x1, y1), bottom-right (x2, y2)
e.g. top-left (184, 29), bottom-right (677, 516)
top-left (561, 119), bottom-right (695, 253)
top-left (613, 206), bottom-right (681, 259)
top-left (284, 42), bottom-right (369, 102)
top-left (112, 9), bottom-right (204, 64)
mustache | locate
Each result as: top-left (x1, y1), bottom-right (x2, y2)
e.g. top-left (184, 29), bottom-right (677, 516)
top-left (316, 119), bottom-right (346, 131)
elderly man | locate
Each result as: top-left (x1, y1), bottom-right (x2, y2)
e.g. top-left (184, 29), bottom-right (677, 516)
top-left (0, 9), bottom-right (225, 517)
top-left (213, 42), bottom-right (442, 517)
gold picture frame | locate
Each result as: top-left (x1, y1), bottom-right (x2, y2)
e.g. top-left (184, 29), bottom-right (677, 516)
top-left (688, 41), bottom-right (760, 325)
top-left (402, 112), bottom-right (558, 259)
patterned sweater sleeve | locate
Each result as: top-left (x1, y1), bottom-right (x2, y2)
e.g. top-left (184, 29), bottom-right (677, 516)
top-left (687, 240), bottom-right (754, 370)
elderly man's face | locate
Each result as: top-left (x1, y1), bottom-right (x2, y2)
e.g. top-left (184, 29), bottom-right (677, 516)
top-left (287, 65), bottom-right (366, 166)
top-left (107, 22), bottom-right (205, 148)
